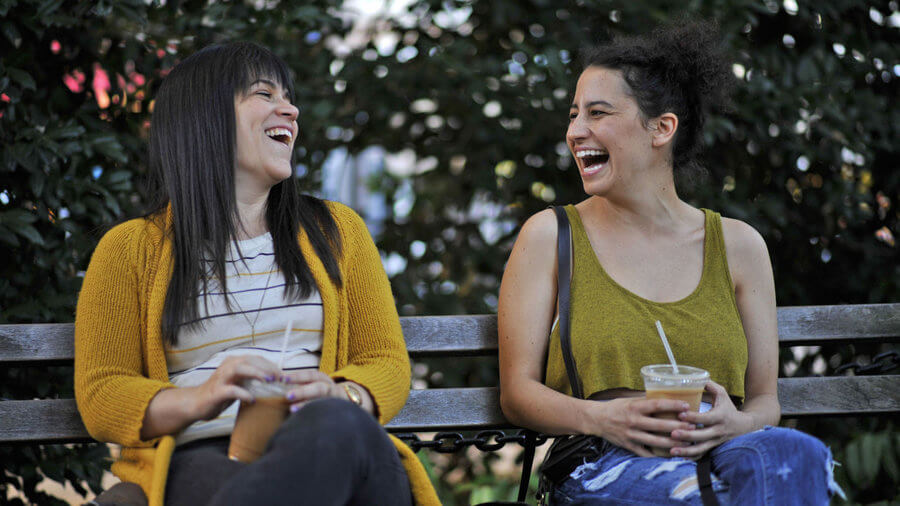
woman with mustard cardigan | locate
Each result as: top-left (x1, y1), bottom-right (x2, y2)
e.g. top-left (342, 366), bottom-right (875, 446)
top-left (74, 42), bottom-right (438, 506)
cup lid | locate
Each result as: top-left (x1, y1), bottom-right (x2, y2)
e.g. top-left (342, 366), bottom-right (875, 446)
top-left (243, 378), bottom-right (289, 397)
top-left (640, 364), bottom-right (709, 382)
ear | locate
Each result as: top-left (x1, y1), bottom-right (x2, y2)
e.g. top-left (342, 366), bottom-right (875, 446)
top-left (649, 113), bottom-right (678, 148)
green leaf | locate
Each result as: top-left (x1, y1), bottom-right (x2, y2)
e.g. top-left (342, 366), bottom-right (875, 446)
top-left (845, 439), bottom-right (864, 487)
top-left (36, 0), bottom-right (65, 19)
top-left (0, 209), bottom-right (38, 225)
top-left (860, 433), bottom-right (884, 486)
top-left (0, 224), bottom-right (20, 247)
top-left (49, 124), bottom-right (86, 140)
top-left (1, 20), bottom-right (20, 45)
top-left (6, 68), bottom-right (35, 91)
top-left (15, 225), bottom-right (44, 245)
top-left (882, 433), bottom-right (900, 483)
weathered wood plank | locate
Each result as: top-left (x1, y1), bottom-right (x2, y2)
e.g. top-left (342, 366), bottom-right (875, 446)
top-left (3, 304), bottom-right (898, 364)
top-left (0, 399), bottom-right (92, 444)
top-left (401, 315), bottom-right (498, 357)
top-left (0, 324), bottom-right (78, 365)
top-left (3, 376), bottom-right (897, 443)
top-left (777, 304), bottom-right (900, 345)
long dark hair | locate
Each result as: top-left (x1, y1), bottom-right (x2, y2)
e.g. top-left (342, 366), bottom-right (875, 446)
top-left (582, 20), bottom-right (733, 188)
top-left (145, 41), bottom-right (342, 345)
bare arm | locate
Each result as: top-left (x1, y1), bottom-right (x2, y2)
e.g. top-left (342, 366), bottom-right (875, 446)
top-left (728, 219), bottom-right (781, 426)
top-left (499, 209), bottom-right (693, 456)
top-left (673, 219), bottom-right (780, 457)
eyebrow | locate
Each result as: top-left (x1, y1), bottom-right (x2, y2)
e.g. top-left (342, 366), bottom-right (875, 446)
top-left (570, 100), bottom-right (614, 109)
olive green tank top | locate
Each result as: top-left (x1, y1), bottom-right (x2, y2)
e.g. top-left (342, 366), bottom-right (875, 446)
top-left (544, 205), bottom-right (748, 401)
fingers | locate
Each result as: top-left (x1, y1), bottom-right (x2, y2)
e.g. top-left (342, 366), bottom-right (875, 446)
top-left (218, 355), bottom-right (281, 383)
top-left (281, 369), bottom-right (332, 385)
top-left (639, 398), bottom-right (692, 415)
top-left (706, 380), bottom-right (727, 395)
top-left (671, 438), bottom-right (718, 458)
top-left (285, 376), bottom-right (341, 412)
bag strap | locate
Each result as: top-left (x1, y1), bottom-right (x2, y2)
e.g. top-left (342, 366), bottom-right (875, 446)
top-left (697, 453), bottom-right (720, 506)
top-left (552, 205), bottom-right (582, 399)
top-left (514, 206), bottom-right (576, 504)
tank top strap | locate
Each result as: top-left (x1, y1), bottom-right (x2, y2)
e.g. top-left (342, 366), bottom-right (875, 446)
top-left (700, 208), bottom-right (736, 295)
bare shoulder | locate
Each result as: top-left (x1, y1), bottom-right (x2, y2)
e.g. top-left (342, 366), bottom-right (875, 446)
top-left (720, 217), bottom-right (772, 281)
top-left (517, 208), bottom-right (559, 246)
top-left (721, 217), bottom-right (768, 256)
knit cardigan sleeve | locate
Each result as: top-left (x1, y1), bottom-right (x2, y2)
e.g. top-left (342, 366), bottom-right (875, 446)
top-left (327, 203), bottom-right (411, 424)
top-left (74, 220), bottom-right (174, 447)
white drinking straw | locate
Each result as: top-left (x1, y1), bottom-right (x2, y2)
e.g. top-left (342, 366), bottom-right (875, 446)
top-left (654, 320), bottom-right (679, 374)
top-left (278, 319), bottom-right (293, 372)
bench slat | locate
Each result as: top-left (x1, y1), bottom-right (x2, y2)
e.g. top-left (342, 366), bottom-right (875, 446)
top-left (2, 304), bottom-right (898, 364)
top-left (3, 376), bottom-right (897, 443)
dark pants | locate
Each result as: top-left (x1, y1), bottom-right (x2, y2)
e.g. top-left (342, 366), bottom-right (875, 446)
top-left (164, 398), bottom-right (413, 506)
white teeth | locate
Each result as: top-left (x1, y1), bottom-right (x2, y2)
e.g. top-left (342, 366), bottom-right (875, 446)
top-left (575, 149), bottom-right (607, 158)
top-left (264, 127), bottom-right (292, 142)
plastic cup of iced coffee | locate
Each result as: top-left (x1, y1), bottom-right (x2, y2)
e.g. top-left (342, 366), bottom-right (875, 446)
top-left (640, 364), bottom-right (709, 457)
top-left (227, 379), bottom-right (290, 463)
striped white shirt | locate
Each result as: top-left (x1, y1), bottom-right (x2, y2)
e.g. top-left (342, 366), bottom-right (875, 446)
top-left (167, 232), bottom-right (323, 446)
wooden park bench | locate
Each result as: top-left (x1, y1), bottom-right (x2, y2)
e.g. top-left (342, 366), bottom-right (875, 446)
top-left (1, 303), bottom-right (899, 495)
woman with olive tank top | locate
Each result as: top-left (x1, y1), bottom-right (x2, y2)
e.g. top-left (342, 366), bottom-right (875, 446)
top-left (498, 22), bottom-right (844, 505)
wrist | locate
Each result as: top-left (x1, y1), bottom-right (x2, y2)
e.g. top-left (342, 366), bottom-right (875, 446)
top-left (575, 397), bottom-right (599, 435)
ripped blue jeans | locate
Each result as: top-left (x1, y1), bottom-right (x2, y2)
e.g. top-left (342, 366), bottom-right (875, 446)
top-left (550, 426), bottom-right (845, 505)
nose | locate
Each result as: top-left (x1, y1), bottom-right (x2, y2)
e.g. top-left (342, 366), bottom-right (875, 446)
top-left (277, 99), bottom-right (299, 121)
top-left (567, 113), bottom-right (588, 144)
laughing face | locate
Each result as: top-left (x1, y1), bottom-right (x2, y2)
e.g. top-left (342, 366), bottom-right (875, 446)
top-left (234, 78), bottom-right (299, 195)
top-left (567, 66), bottom-right (658, 197)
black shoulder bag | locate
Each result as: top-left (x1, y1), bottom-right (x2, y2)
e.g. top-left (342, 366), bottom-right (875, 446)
top-left (534, 207), bottom-right (606, 498)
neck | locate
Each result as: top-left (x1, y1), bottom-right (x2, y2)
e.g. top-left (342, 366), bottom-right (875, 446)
top-left (235, 188), bottom-right (269, 240)
top-left (588, 164), bottom-right (692, 231)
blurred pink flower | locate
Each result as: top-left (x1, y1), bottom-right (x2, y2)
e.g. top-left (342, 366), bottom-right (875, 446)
top-left (92, 63), bottom-right (111, 109)
top-left (875, 227), bottom-right (895, 247)
top-left (63, 69), bottom-right (86, 93)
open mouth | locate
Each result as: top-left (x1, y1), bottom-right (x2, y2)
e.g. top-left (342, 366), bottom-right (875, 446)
top-left (576, 149), bottom-right (609, 171)
top-left (264, 127), bottom-right (293, 146)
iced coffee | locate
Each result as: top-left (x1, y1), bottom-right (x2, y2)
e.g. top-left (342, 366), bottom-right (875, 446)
top-left (228, 379), bottom-right (290, 463)
top-left (640, 364), bottom-right (709, 457)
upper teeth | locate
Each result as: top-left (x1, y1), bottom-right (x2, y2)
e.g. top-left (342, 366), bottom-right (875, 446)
top-left (576, 150), bottom-right (607, 158)
top-left (265, 128), bottom-right (292, 141)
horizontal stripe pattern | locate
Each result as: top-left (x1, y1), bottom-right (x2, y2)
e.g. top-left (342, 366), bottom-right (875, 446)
top-left (167, 232), bottom-right (323, 446)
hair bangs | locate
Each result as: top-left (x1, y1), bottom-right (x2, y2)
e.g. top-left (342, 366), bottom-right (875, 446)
top-left (228, 43), bottom-right (295, 101)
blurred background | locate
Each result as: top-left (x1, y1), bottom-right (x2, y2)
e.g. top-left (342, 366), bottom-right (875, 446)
top-left (1, 0), bottom-right (898, 503)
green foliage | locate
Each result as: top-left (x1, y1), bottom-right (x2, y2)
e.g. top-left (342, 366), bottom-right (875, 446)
top-left (1, 0), bottom-right (898, 504)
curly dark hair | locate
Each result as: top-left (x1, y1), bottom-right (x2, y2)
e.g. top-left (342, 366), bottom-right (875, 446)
top-left (582, 20), bottom-right (733, 186)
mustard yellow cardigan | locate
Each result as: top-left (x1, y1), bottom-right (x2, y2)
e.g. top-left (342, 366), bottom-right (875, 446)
top-left (74, 201), bottom-right (439, 506)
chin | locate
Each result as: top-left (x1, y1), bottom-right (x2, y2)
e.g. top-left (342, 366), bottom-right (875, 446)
top-left (580, 173), bottom-right (612, 197)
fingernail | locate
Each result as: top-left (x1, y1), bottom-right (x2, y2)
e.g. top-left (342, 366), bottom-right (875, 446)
top-left (290, 404), bottom-right (299, 413)
top-left (682, 403), bottom-right (690, 410)
top-left (286, 392), bottom-right (295, 401)
top-left (265, 375), bottom-right (275, 383)
top-left (280, 375), bottom-right (290, 383)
